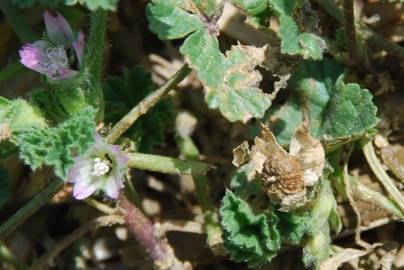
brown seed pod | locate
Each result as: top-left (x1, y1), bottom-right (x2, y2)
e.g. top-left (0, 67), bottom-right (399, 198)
top-left (232, 123), bottom-right (306, 209)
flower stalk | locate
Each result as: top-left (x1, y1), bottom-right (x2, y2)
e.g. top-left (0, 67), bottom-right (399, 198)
top-left (120, 196), bottom-right (192, 270)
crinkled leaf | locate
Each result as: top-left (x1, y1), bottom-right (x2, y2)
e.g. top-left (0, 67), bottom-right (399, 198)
top-left (181, 30), bottom-right (271, 122)
top-left (17, 107), bottom-right (96, 179)
top-left (277, 210), bottom-right (312, 245)
top-left (220, 190), bottom-right (281, 268)
top-left (268, 58), bottom-right (379, 145)
top-left (104, 67), bottom-right (174, 152)
top-left (0, 166), bottom-right (11, 208)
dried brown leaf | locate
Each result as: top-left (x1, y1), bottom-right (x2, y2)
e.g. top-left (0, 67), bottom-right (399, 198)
top-left (290, 128), bottom-right (325, 186)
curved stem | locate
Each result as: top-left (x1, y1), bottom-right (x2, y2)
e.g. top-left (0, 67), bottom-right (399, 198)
top-left (0, 180), bottom-right (64, 240)
top-left (106, 65), bottom-right (191, 144)
top-left (362, 140), bottom-right (404, 213)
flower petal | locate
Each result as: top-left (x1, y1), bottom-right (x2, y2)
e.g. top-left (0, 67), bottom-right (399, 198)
top-left (19, 43), bottom-right (48, 74)
top-left (44, 11), bottom-right (74, 46)
top-left (72, 31), bottom-right (85, 66)
top-left (73, 179), bottom-right (102, 200)
top-left (104, 176), bottom-right (123, 199)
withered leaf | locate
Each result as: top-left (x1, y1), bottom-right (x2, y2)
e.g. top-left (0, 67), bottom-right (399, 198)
top-left (290, 128), bottom-right (325, 186)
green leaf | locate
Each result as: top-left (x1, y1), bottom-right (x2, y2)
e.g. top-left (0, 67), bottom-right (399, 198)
top-left (17, 107), bottom-right (96, 179)
top-left (268, 58), bottom-right (379, 145)
top-left (104, 66), bottom-right (174, 152)
top-left (1, 98), bottom-right (47, 132)
top-left (147, 0), bottom-right (272, 122)
top-left (230, 163), bottom-right (261, 199)
top-left (0, 98), bottom-right (48, 159)
top-left (147, 0), bottom-right (205, 39)
top-left (277, 210), bottom-right (312, 245)
top-left (181, 30), bottom-right (271, 122)
top-left (191, 0), bottom-right (221, 17)
top-left (220, 190), bottom-right (281, 268)
top-left (231, 0), bottom-right (326, 59)
top-left (0, 166), bottom-right (11, 208)
top-left (64, 0), bottom-right (118, 10)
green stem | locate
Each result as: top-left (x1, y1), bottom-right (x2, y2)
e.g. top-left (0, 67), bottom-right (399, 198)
top-left (83, 9), bottom-right (108, 119)
top-left (127, 153), bottom-right (211, 176)
top-left (0, 179), bottom-right (64, 240)
top-left (106, 65), bottom-right (191, 144)
top-left (362, 140), bottom-right (404, 213)
top-left (176, 135), bottom-right (223, 254)
top-left (315, 0), bottom-right (404, 59)
top-left (0, 0), bottom-right (36, 42)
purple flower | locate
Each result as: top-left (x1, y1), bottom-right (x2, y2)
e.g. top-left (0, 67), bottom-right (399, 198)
top-left (67, 134), bottom-right (129, 200)
top-left (19, 11), bottom-right (85, 80)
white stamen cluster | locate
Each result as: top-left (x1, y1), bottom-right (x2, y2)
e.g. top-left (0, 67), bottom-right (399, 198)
top-left (91, 157), bottom-right (110, 177)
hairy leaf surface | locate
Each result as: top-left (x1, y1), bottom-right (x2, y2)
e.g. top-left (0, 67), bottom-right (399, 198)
top-left (220, 190), bottom-right (281, 268)
top-left (18, 107), bottom-right (96, 179)
top-left (147, 0), bottom-right (271, 122)
top-left (268, 59), bottom-right (379, 145)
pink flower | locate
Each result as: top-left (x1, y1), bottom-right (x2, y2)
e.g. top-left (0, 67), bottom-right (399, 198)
top-left (67, 134), bottom-right (129, 200)
top-left (19, 11), bottom-right (85, 80)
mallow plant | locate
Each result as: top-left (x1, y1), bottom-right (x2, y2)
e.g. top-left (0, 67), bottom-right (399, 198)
top-left (0, 0), bottom-right (404, 269)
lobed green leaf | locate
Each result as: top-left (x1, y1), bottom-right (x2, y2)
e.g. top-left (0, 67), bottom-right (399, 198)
top-left (220, 190), bottom-right (281, 268)
top-left (268, 58), bottom-right (379, 145)
top-left (17, 107), bottom-right (96, 179)
top-left (147, 0), bottom-right (272, 122)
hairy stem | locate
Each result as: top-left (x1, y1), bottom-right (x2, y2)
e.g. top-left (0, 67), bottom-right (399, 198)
top-left (120, 196), bottom-right (191, 270)
top-left (176, 135), bottom-right (224, 254)
top-left (83, 9), bottom-right (108, 119)
top-left (362, 140), bottom-right (404, 213)
top-left (127, 153), bottom-right (211, 176)
top-left (0, 180), bottom-right (64, 240)
top-left (28, 215), bottom-right (124, 270)
top-left (342, 0), bottom-right (358, 63)
top-left (315, 0), bottom-right (404, 59)
top-left (106, 65), bottom-right (191, 144)
top-left (0, 0), bottom-right (36, 42)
